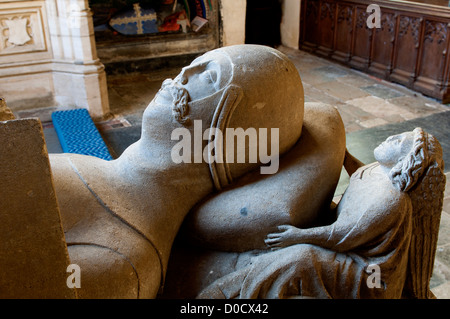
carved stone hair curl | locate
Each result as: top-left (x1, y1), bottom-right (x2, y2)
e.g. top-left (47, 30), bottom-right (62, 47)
top-left (160, 79), bottom-right (190, 124)
top-left (170, 86), bottom-right (190, 125)
top-left (388, 128), bottom-right (438, 192)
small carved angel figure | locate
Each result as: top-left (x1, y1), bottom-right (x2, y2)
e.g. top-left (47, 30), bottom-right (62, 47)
top-left (198, 128), bottom-right (445, 299)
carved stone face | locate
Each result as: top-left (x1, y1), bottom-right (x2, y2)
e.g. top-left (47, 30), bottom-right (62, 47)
top-left (141, 50), bottom-right (233, 141)
top-left (139, 45), bottom-right (304, 189)
top-left (374, 131), bottom-right (415, 168)
top-left (173, 52), bottom-right (232, 101)
top-left (150, 51), bottom-right (232, 109)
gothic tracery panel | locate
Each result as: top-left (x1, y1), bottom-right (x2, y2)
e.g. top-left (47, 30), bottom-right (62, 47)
top-left (300, 0), bottom-right (450, 102)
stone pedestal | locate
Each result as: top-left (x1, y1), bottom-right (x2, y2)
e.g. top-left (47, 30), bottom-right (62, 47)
top-left (0, 118), bottom-right (76, 298)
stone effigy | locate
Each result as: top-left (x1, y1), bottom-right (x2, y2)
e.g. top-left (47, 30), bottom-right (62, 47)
top-left (1, 44), bottom-right (445, 299)
top-left (194, 128), bottom-right (445, 299)
top-left (160, 99), bottom-right (346, 298)
top-left (48, 44), bottom-right (320, 298)
top-left (179, 101), bottom-right (346, 253)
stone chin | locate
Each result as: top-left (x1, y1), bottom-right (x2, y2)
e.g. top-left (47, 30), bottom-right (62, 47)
top-left (374, 140), bottom-right (402, 169)
top-left (373, 143), bottom-right (386, 164)
top-left (374, 131), bottom-right (416, 168)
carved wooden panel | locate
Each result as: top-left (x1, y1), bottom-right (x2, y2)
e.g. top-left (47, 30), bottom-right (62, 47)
top-left (392, 15), bottom-right (422, 86)
top-left (370, 11), bottom-right (396, 77)
top-left (303, 0), bottom-right (320, 48)
top-left (419, 20), bottom-right (448, 80)
top-left (300, 0), bottom-right (450, 102)
top-left (350, 6), bottom-right (372, 69)
top-left (317, 1), bottom-right (336, 54)
top-left (333, 4), bottom-right (353, 61)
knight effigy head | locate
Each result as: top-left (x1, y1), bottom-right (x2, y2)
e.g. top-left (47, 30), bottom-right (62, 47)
top-left (142, 44), bottom-right (304, 189)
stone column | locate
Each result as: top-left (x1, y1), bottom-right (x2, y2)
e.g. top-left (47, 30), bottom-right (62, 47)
top-left (46, 0), bottom-right (109, 118)
top-left (281, 0), bottom-right (301, 49)
top-left (220, 0), bottom-right (246, 46)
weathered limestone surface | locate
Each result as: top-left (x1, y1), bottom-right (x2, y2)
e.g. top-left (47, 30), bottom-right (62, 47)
top-left (2, 44), bottom-right (443, 299)
top-left (180, 102), bottom-right (346, 252)
top-left (47, 44), bottom-right (309, 298)
top-left (161, 101), bottom-right (346, 298)
top-left (0, 118), bottom-right (76, 299)
top-left (192, 128), bottom-right (446, 299)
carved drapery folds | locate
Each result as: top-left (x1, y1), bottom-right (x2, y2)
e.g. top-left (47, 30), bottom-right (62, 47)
top-left (300, 0), bottom-right (450, 102)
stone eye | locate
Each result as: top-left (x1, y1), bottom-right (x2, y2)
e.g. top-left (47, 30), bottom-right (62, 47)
top-left (204, 70), bottom-right (217, 84)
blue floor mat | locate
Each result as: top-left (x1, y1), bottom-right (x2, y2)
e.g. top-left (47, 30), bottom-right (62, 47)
top-left (52, 109), bottom-right (113, 161)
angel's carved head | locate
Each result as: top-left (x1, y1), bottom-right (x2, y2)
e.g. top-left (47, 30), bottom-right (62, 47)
top-left (374, 128), bottom-right (444, 192)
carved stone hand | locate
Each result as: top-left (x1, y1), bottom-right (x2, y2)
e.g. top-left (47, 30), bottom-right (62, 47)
top-left (264, 225), bottom-right (305, 250)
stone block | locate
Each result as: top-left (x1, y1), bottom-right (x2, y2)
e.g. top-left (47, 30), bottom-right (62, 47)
top-left (0, 118), bottom-right (76, 298)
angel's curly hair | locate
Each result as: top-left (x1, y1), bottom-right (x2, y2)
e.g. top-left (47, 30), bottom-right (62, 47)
top-left (389, 127), bottom-right (444, 192)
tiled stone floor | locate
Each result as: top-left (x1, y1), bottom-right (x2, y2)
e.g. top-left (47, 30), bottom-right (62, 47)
top-left (14, 45), bottom-right (450, 298)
